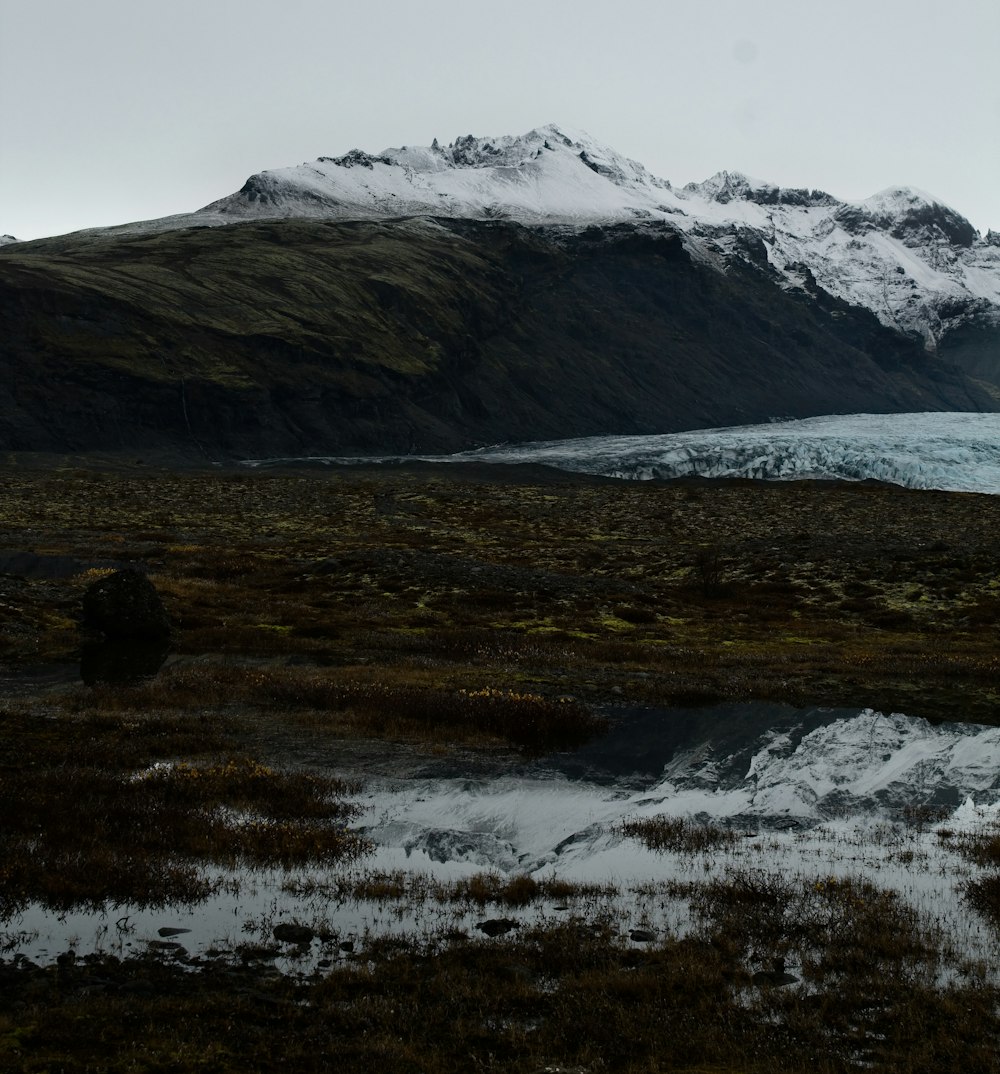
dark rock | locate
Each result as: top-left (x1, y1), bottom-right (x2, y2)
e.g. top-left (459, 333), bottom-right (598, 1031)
top-left (475, 918), bottom-right (519, 937)
top-left (81, 568), bottom-right (170, 641)
top-left (157, 927), bottom-right (192, 938)
top-left (628, 928), bottom-right (657, 943)
top-left (147, 940), bottom-right (186, 953)
top-left (272, 923), bottom-right (315, 945)
top-left (338, 940), bottom-right (354, 953)
top-left (80, 639), bottom-right (169, 685)
top-left (239, 946), bottom-right (279, 961)
top-left (752, 956), bottom-right (798, 987)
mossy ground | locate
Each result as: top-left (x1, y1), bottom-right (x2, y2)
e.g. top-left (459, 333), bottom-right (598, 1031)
top-left (3, 461), bottom-right (999, 724)
top-left (2, 460), bottom-right (1000, 1071)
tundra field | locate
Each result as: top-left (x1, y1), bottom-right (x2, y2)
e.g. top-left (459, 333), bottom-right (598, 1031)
top-left (2, 457), bottom-right (1000, 1073)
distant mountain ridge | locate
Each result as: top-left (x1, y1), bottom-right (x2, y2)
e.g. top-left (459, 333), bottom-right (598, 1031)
top-left (186, 124), bottom-right (1000, 361)
top-left (0, 125), bottom-right (997, 460)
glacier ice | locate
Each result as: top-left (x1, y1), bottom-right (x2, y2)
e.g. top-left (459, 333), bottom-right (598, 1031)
top-left (252, 412), bottom-right (1000, 494)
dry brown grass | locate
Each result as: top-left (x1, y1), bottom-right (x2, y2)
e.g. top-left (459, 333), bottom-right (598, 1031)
top-left (0, 703), bottom-right (367, 912)
top-left (3, 464), bottom-right (1000, 1069)
top-left (1, 887), bottom-right (997, 1073)
top-left (622, 815), bottom-right (743, 854)
top-left (59, 664), bottom-right (604, 751)
top-left (4, 465), bottom-right (1000, 723)
top-left (283, 868), bottom-right (616, 906)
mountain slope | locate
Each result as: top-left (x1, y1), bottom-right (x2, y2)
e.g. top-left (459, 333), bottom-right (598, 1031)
top-left (0, 216), bottom-right (991, 459)
top-left (2, 124), bottom-right (997, 459)
top-left (186, 124), bottom-right (1000, 369)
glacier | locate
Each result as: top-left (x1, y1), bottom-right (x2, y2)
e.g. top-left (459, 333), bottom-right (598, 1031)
top-left (249, 412), bottom-right (1000, 494)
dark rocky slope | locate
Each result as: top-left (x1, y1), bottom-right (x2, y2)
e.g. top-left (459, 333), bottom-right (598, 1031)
top-left (0, 217), bottom-right (993, 460)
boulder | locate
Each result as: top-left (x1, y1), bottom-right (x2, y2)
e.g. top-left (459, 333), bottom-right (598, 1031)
top-left (80, 639), bottom-right (169, 685)
top-left (81, 568), bottom-right (170, 641)
top-left (273, 923), bottom-right (315, 945)
top-left (475, 918), bottom-right (519, 938)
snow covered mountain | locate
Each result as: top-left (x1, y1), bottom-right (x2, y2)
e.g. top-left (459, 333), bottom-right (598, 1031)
top-left (4, 126), bottom-right (997, 459)
top-left (195, 124), bottom-right (1000, 354)
top-left (201, 124), bottom-right (678, 226)
top-left (0, 235), bottom-right (18, 247)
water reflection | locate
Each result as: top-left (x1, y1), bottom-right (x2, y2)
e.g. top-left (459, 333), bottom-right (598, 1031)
top-left (545, 701), bottom-right (859, 786)
top-left (367, 705), bottom-right (1000, 864)
top-left (8, 703), bottom-right (1000, 972)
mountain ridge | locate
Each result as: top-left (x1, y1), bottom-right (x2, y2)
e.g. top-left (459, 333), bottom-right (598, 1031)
top-left (51, 123), bottom-right (998, 369)
top-left (1, 124), bottom-right (997, 460)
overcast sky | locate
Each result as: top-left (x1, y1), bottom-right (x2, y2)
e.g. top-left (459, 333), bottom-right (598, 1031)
top-left (1, 0), bottom-right (998, 240)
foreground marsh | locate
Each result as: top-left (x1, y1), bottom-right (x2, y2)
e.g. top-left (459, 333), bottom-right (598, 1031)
top-left (3, 459), bottom-right (1000, 1070)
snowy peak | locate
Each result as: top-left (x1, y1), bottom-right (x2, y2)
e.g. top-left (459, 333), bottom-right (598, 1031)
top-left (686, 170), bottom-right (837, 209)
top-left (397, 124), bottom-right (608, 170)
top-left (81, 123), bottom-right (1000, 356)
top-left (0, 234), bottom-right (18, 247)
top-left (389, 123), bottom-right (670, 191)
top-left (204, 123), bottom-right (676, 226)
top-left (685, 169), bottom-right (773, 203)
top-left (836, 186), bottom-right (978, 248)
top-left (199, 125), bottom-right (986, 265)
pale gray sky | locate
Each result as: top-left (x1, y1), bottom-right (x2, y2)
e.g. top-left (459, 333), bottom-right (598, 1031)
top-left (2, 0), bottom-right (998, 240)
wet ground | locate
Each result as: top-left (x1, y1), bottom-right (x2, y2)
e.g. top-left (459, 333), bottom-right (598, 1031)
top-left (6, 699), bottom-right (1000, 978)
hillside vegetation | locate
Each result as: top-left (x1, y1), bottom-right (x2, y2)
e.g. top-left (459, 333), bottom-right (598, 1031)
top-left (1, 218), bottom-right (991, 459)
